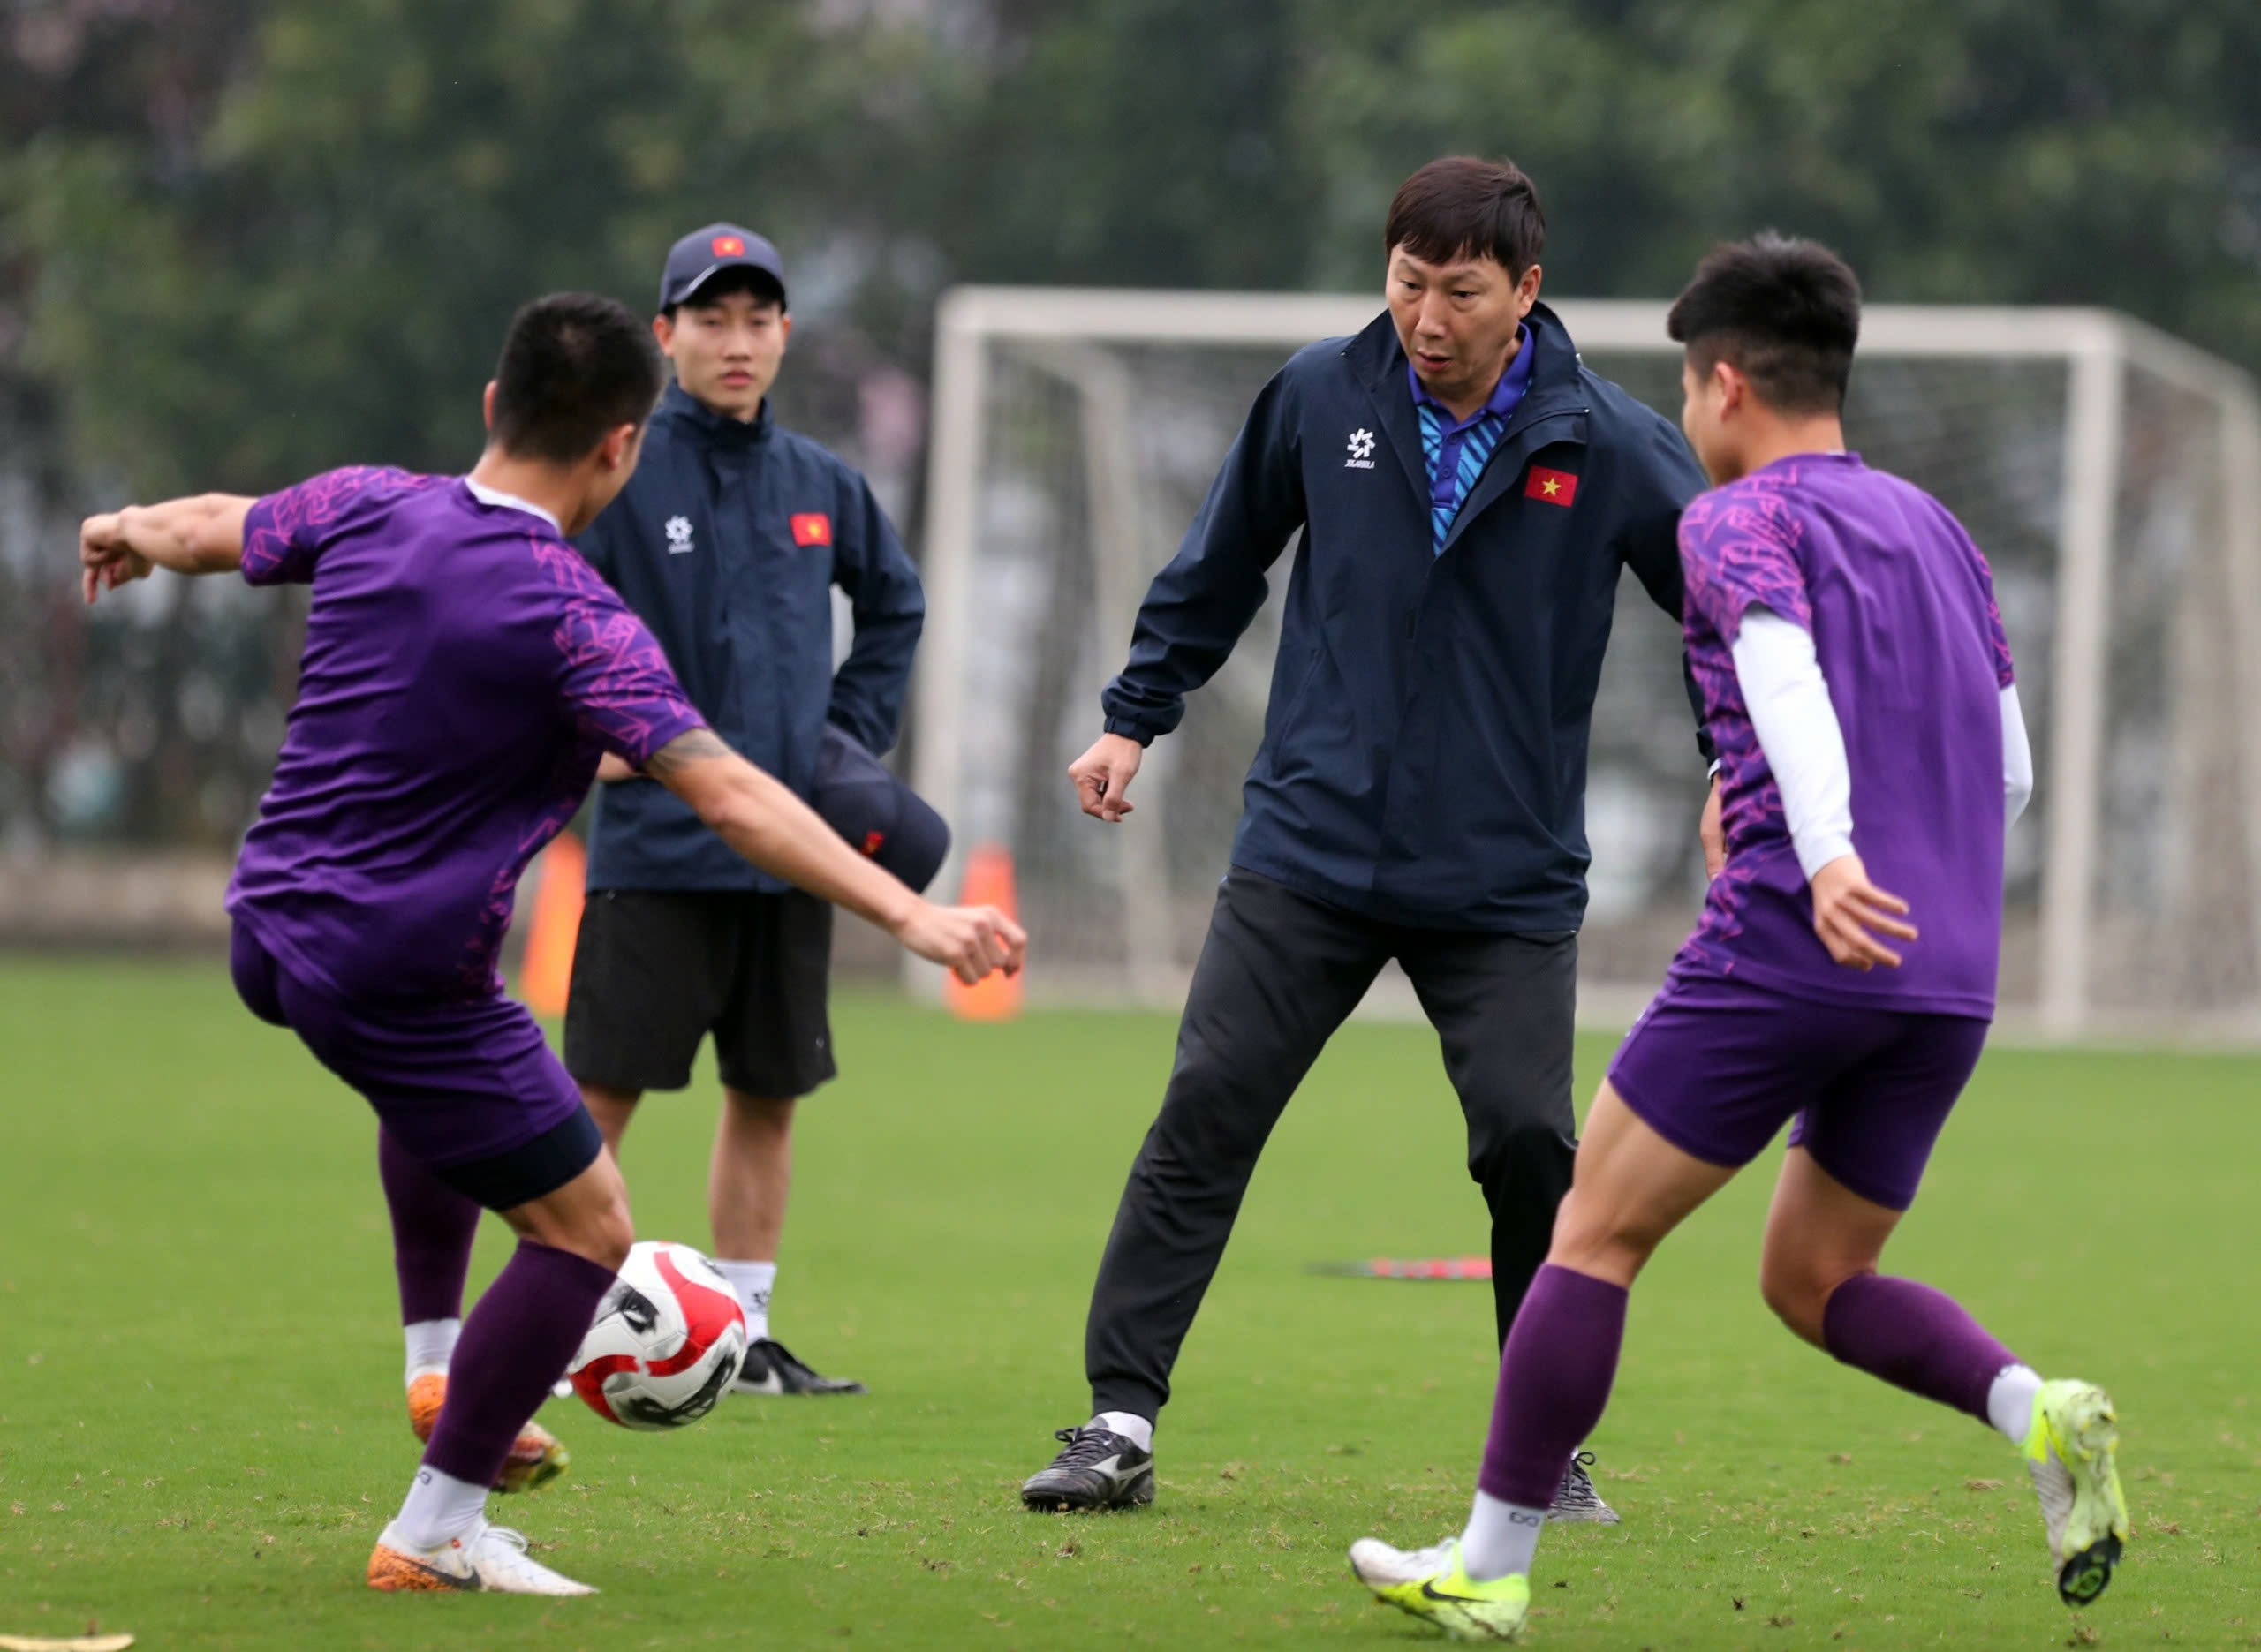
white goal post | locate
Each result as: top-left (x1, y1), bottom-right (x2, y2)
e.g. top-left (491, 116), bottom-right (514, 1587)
top-left (915, 286), bottom-right (2261, 1039)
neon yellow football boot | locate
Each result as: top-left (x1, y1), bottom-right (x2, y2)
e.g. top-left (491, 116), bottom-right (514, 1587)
top-left (1349, 1535), bottom-right (1531, 1641)
top-left (2022, 1378), bottom-right (2129, 1606)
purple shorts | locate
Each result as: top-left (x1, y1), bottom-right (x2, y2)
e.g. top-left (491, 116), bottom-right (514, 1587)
top-left (230, 920), bottom-right (587, 1177)
top-left (1606, 974), bottom-right (1989, 1211)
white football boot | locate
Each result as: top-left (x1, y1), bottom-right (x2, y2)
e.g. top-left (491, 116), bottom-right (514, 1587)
top-left (366, 1517), bottom-right (596, 1595)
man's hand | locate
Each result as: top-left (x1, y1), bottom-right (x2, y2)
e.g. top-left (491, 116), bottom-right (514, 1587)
top-left (80, 512), bottom-right (153, 605)
top-left (1068, 732), bottom-right (1144, 823)
top-left (1698, 773), bottom-right (1725, 879)
top-left (1809, 853), bottom-right (1917, 970)
top-left (647, 726), bottom-right (1031, 972)
top-left (78, 494), bottom-right (250, 601)
top-left (895, 900), bottom-right (1027, 984)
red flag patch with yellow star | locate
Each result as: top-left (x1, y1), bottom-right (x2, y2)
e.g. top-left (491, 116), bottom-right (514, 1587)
top-left (1524, 466), bottom-right (1578, 507)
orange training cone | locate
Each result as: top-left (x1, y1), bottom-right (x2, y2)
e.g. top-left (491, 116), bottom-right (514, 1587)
top-left (944, 841), bottom-right (1024, 1022)
top-left (520, 830), bottom-right (586, 1018)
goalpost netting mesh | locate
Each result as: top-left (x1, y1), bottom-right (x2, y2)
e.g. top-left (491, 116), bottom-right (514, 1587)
top-left (918, 293), bottom-right (2261, 1036)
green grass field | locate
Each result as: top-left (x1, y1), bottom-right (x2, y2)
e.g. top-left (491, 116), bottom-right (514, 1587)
top-left (6, 958), bottom-right (2260, 1649)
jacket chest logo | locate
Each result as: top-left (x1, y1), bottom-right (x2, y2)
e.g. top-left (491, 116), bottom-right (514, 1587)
top-left (1524, 466), bottom-right (1579, 507)
top-left (664, 515), bottom-right (696, 554)
top-left (1344, 428), bottom-right (1377, 470)
top-left (790, 512), bottom-right (833, 547)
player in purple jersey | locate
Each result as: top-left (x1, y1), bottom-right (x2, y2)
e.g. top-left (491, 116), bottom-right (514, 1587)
top-left (1347, 238), bottom-right (2127, 1641)
top-left (78, 293), bottom-right (1024, 1598)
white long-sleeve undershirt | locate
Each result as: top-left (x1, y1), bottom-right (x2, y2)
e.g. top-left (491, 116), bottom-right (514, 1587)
top-left (2000, 677), bottom-right (2033, 826)
top-left (1731, 607), bottom-right (2033, 880)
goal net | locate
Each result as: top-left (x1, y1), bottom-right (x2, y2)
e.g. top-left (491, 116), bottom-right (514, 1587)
top-left (914, 289), bottom-right (2261, 1038)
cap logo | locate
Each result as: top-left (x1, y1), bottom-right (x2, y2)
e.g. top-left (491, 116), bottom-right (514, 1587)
top-left (712, 235), bottom-right (745, 256)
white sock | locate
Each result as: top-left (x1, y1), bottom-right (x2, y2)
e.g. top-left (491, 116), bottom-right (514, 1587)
top-left (403, 1318), bottom-right (461, 1386)
top-left (389, 1464), bottom-right (488, 1550)
top-left (1092, 1411), bottom-right (1153, 1452)
top-left (712, 1259), bottom-right (777, 1343)
top-left (1986, 1362), bottom-right (2044, 1443)
top-left (1458, 1489), bottom-right (1546, 1581)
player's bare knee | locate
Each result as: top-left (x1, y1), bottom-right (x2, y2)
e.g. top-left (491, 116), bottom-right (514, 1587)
top-left (561, 1192), bottom-right (633, 1272)
top-left (1546, 1190), bottom-right (1657, 1285)
top-left (1758, 1253), bottom-right (1864, 1343)
top-left (590, 1204), bottom-right (634, 1271)
top-left (1758, 1264), bottom-right (1820, 1338)
top-left (511, 1154), bottom-right (635, 1270)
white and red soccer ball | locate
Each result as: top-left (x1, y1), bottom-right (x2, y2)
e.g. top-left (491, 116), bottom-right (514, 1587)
top-left (567, 1241), bottom-right (746, 1430)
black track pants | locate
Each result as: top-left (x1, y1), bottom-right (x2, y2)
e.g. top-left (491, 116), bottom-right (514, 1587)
top-left (1083, 867), bottom-right (1579, 1421)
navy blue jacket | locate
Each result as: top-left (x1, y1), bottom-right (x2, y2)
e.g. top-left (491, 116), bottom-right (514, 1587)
top-left (581, 385), bottom-right (924, 892)
top-left (1101, 305), bottom-right (1707, 931)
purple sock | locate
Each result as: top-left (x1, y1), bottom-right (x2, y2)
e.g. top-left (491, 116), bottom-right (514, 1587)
top-left (380, 1128), bottom-right (481, 1325)
top-left (424, 1240), bottom-right (616, 1488)
top-left (1820, 1272), bottom-right (2020, 1424)
top-left (1478, 1263), bottom-right (1629, 1507)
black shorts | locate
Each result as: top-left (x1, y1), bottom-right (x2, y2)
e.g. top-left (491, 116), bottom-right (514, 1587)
top-left (563, 888), bottom-right (836, 1099)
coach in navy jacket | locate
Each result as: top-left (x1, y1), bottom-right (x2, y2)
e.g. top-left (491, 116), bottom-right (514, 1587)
top-left (1102, 301), bottom-right (1702, 929)
top-left (1019, 159), bottom-right (1713, 1521)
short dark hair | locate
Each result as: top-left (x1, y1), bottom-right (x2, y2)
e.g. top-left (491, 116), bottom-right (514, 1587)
top-left (1667, 235), bottom-right (1863, 416)
top-left (662, 266), bottom-right (786, 321)
top-left (1384, 156), bottom-right (1546, 276)
top-left (490, 292), bottom-right (665, 464)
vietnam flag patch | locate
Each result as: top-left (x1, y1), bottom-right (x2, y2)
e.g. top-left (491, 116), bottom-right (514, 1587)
top-left (790, 512), bottom-right (832, 547)
top-left (1525, 465), bottom-right (1578, 507)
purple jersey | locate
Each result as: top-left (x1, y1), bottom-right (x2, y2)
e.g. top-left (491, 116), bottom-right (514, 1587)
top-left (1670, 452), bottom-right (2015, 1016)
top-left (225, 467), bottom-right (703, 1003)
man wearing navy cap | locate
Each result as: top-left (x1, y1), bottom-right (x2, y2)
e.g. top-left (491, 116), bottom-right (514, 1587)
top-left (565, 223), bottom-right (934, 1397)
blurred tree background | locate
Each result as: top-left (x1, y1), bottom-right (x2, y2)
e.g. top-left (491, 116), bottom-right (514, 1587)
top-left (4, 0), bottom-right (2259, 862)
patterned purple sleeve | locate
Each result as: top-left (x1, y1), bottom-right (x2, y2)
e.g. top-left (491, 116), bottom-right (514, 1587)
top-left (533, 539), bottom-right (704, 763)
top-left (1975, 549), bottom-right (2016, 689)
top-left (1676, 477), bottom-right (1813, 642)
top-left (240, 465), bottom-right (437, 585)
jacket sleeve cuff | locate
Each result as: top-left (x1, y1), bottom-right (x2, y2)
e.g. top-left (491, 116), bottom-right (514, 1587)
top-left (826, 702), bottom-right (893, 754)
top-left (1102, 716), bottom-right (1159, 746)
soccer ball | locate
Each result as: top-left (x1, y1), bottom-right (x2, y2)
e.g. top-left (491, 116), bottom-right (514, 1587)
top-left (567, 1241), bottom-right (747, 1429)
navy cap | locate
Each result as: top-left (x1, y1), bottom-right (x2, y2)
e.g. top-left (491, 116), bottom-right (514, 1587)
top-left (659, 223), bottom-right (787, 312)
top-left (811, 725), bottom-right (949, 894)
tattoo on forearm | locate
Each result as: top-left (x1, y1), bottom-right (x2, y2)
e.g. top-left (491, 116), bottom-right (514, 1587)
top-left (641, 726), bottom-right (730, 779)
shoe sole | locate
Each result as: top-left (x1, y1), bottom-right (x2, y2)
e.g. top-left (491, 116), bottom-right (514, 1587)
top-left (367, 1544), bottom-right (473, 1593)
top-left (1365, 1583), bottom-right (1526, 1642)
top-left (1544, 1504), bottom-right (1621, 1525)
top-left (1019, 1467), bottom-right (1155, 1512)
top-left (2047, 1384), bottom-right (2128, 1607)
top-left (367, 1539), bottom-right (596, 1596)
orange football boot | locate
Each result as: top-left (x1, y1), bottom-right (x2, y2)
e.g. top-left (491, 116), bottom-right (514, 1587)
top-left (405, 1371), bottom-right (570, 1494)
